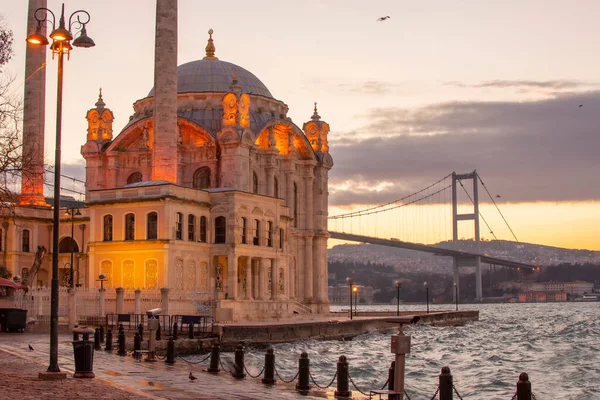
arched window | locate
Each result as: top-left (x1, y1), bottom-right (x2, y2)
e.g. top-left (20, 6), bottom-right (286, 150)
top-left (279, 228), bottom-right (284, 250)
top-left (199, 216), bottom-right (207, 242)
top-left (253, 172), bottom-right (259, 194)
top-left (274, 177), bottom-right (279, 198)
top-left (58, 237), bottom-right (78, 253)
top-left (215, 216), bottom-right (226, 244)
top-left (175, 212), bottom-right (183, 240)
top-left (22, 229), bottom-right (30, 252)
top-left (253, 219), bottom-right (260, 246)
top-left (293, 182), bottom-right (298, 227)
top-left (147, 212), bottom-right (158, 240)
top-left (103, 215), bottom-right (113, 241)
top-left (241, 217), bottom-right (247, 244)
top-left (193, 167), bottom-right (211, 189)
top-left (267, 221), bottom-right (273, 247)
top-left (127, 172), bottom-right (142, 184)
top-left (125, 213), bottom-right (135, 240)
top-left (188, 215), bottom-right (196, 241)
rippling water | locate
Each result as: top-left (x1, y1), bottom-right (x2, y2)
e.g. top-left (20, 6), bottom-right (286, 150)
top-left (215, 303), bottom-right (600, 399)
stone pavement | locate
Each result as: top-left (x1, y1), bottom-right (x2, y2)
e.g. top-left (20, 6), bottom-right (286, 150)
top-left (0, 332), bottom-right (360, 399)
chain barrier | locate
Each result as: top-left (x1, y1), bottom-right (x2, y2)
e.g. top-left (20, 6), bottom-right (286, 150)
top-left (219, 356), bottom-right (233, 374)
top-left (274, 366), bottom-right (299, 383)
top-left (380, 376), bottom-right (390, 390)
top-left (244, 364), bottom-right (265, 379)
top-left (176, 352), bottom-right (211, 365)
top-left (453, 384), bottom-right (465, 400)
top-left (347, 372), bottom-right (371, 397)
top-left (404, 390), bottom-right (412, 400)
top-left (532, 393), bottom-right (537, 400)
top-left (510, 392), bottom-right (518, 400)
top-left (155, 352), bottom-right (167, 361)
top-left (309, 371), bottom-right (337, 389)
top-left (429, 386), bottom-right (440, 400)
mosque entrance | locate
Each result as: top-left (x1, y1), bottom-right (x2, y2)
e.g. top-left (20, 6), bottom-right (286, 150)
top-left (58, 237), bottom-right (79, 287)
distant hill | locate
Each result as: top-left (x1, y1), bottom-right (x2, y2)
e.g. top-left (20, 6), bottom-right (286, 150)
top-left (327, 240), bottom-right (600, 275)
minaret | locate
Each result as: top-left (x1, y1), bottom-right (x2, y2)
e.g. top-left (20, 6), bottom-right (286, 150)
top-left (152, 0), bottom-right (178, 182)
top-left (18, 0), bottom-right (48, 207)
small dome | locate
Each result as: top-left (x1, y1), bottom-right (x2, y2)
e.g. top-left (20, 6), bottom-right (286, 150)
top-left (148, 59), bottom-right (273, 98)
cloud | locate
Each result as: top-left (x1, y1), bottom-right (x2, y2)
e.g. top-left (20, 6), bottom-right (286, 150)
top-left (445, 79), bottom-right (593, 90)
top-left (328, 91), bottom-right (600, 206)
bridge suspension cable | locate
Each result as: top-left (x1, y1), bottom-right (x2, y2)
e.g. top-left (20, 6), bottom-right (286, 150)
top-left (477, 175), bottom-right (520, 244)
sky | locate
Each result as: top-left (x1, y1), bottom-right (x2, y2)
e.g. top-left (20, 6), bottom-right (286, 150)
top-left (2, 0), bottom-right (600, 250)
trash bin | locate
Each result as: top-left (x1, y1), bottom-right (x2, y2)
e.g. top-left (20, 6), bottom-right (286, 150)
top-left (72, 327), bottom-right (96, 378)
top-left (0, 308), bottom-right (27, 332)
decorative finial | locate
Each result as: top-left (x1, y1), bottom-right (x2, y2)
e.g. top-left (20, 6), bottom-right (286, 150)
top-left (203, 28), bottom-right (218, 60)
top-left (95, 87), bottom-right (105, 109)
top-left (311, 101), bottom-right (321, 121)
top-left (230, 68), bottom-right (241, 93)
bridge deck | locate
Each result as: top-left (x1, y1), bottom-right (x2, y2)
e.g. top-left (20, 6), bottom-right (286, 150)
top-left (329, 231), bottom-right (537, 271)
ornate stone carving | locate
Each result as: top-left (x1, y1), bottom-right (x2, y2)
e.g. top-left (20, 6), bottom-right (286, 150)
top-left (239, 93), bottom-right (250, 128)
top-left (145, 260), bottom-right (158, 289)
top-left (185, 260), bottom-right (196, 290)
top-left (222, 93), bottom-right (238, 126)
top-left (123, 260), bottom-right (134, 289)
top-left (101, 260), bottom-right (113, 287)
top-left (176, 258), bottom-right (184, 290)
top-left (199, 262), bottom-right (209, 291)
top-left (278, 268), bottom-right (284, 294)
top-left (267, 265), bottom-right (272, 294)
top-left (215, 262), bottom-right (224, 291)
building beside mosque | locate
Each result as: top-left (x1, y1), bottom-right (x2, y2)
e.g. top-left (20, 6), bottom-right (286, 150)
top-left (0, 0), bottom-right (332, 319)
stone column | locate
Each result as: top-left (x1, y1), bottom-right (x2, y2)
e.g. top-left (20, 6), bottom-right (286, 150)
top-left (152, 0), bottom-right (179, 182)
top-left (304, 236), bottom-right (313, 301)
top-left (270, 258), bottom-right (278, 300)
top-left (304, 175), bottom-right (314, 230)
top-left (265, 165), bottom-right (274, 197)
top-left (99, 288), bottom-right (105, 318)
top-left (161, 287), bottom-right (170, 315)
top-left (134, 289), bottom-right (142, 314)
top-left (285, 171), bottom-right (294, 208)
top-left (18, 0), bottom-right (48, 207)
top-left (259, 258), bottom-right (269, 300)
top-left (245, 257), bottom-right (253, 300)
top-left (227, 255), bottom-right (238, 299)
top-left (115, 287), bottom-right (124, 314)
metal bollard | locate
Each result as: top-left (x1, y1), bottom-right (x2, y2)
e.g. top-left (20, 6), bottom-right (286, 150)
top-left (334, 355), bottom-right (351, 398)
top-left (388, 361), bottom-right (396, 400)
top-left (439, 366), bottom-right (453, 400)
top-left (262, 348), bottom-right (275, 385)
top-left (94, 328), bottom-right (101, 351)
top-left (295, 352), bottom-right (311, 394)
top-left (207, 343), bottom-right (220, 374)
top-left (134, 332), bottom-right (141, 356)
top-left (117, 330), bottom-right (126, 356)
top-left (517, 372), bottom-right (532, 400)
top-left (156, 322), bottom-right (161, 341)
top-left (105, 329), bottom-right (113, 351)
top-left (137, 323), bottom-right (144, 342)
top-left (165, 336), bottom-right (175, 365)
top-left (73, 330), bottom-right (80, 341)
top-left (232, 344), bottom-right (246, 379)
top-left (118, 323), bottom-right (124, 334)
top-left (172, 322), bottom-right (178, 340)
top-left (188, 322), bottom-right (194, 339)
top-left (99, 324), bottom-right (105, 343)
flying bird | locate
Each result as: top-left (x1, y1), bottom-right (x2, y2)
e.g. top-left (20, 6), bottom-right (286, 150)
top-left (578, 104), bottom-right (583, 107)
top-left (28, 344), bottom-right (34, 351)
top-left (496, 195), bottom-right (501, 198)
top-left (189, 372), bottom-right (197, 381)
top-left (377, 16), bottom-right (391, 21)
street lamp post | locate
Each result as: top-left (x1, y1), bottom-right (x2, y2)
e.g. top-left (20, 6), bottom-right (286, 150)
top-left (345, 277), bottom-right (353, 320)
top-left (353, 286), bottom-right (358, 316)
top-left (394, 280), bottom-right (401, 316)
top-left (64, 208), bottom-right (81, 288)
top-left (454, 283), bottom-right (459, 311)
top-left (27, 3), bottom-right (94, 375)
top-left (424, 282), bottom-right (429, 314)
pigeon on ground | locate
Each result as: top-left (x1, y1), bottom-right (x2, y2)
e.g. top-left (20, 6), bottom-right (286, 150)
top-left (377, 16), bottom-right (390, 21)
top-left (28, 344), bottom-right (34, 351)
top-left (189, 372), bottom-right (197, 381)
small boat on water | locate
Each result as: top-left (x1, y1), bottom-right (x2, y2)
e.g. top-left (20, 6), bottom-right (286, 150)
top-left (581, 294), bottom-right (599, 302)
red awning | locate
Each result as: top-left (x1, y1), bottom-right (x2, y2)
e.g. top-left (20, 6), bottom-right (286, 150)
top-left (0, 277), bottom-right (28, 292)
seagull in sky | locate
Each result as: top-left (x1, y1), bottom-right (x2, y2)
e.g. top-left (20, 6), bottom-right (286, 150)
top-left (578, 104), bottom-right (583, 108)
top-left (377, 16), bottom-right (391, 21)
top-left (28, 344), bottom-right (34, 351)
top-left (496, 195), bottom-right (501, 198)
top-left (189, 372), bottom-right (198, 381)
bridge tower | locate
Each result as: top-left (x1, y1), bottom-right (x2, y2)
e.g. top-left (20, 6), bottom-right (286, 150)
top-left (452, 171), bottom-right (482, 302)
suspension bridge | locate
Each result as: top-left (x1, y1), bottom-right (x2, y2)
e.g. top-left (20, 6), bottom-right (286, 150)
top-left (328, 171), bottom-right (539, 302)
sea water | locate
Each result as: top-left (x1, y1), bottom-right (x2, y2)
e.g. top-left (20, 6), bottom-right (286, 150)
top-left (233, 303), bottom-right (600, 399)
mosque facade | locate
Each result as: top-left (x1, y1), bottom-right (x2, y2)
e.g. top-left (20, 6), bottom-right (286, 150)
top-left (1, 0), bottom-right (332, 319)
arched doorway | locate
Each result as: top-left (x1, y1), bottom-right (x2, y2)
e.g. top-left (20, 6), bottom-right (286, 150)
top-left (59, 237), bottom-right (79, 287)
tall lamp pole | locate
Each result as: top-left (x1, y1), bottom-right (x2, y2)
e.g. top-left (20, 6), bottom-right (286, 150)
top-left (424, 282), bottom-right (429, 314)
top-left (454, 283), bottom-right (459, 311)
top-left (353, 286), bottom-right (358, 316)
top-left (64, 207), bottom-right (81, 288)
top-left (26, 3), bottom-right (94, 375)
top-left (394, 280), bottom-right (401, 316)
top-left (346, 277), bottom-right (353, 320)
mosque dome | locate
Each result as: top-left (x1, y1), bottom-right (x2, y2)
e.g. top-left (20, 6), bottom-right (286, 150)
top-left (148, 29), bottom-right (273, 99)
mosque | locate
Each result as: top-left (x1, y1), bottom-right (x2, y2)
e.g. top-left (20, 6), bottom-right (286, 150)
top-left (1, 0), bottom-right (333, 319)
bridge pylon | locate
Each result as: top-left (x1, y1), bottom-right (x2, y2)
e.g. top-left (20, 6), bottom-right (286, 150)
top-left (452, 171), bottom-right (482, 302)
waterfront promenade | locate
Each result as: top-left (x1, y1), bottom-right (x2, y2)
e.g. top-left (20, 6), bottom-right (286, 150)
top-left (0, 332), bottom-right (329, 399)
